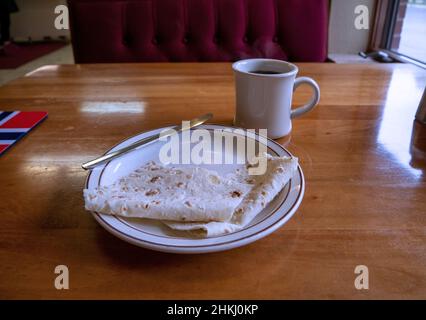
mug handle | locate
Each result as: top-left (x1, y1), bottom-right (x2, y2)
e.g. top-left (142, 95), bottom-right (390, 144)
top-left (290, 77), bottom-right (320, 119)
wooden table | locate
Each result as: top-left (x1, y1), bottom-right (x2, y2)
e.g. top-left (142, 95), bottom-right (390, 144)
top-left (0, 63), bottom-right (425, 299)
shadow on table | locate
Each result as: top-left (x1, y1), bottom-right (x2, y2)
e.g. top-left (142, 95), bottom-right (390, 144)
top-left (93, 219), bottom-right (302, 270)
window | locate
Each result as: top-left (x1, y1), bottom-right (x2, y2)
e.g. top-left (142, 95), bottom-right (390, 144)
top-left (372, 0), bottom-right (426, 67)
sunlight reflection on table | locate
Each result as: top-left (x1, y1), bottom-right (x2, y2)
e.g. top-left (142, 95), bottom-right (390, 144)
top-left (377, 68), bottom-right (424, 178)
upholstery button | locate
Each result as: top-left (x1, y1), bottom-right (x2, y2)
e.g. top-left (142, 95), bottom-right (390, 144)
top-left (243, 36), bottom-right (248, 43)
top-left (152, 37), bottom-right (158, 45)
top-left (273, 36), bottom-right (279, 43)
top-left (183, 36), bottom-right (189, 44)
top-left (123, 35), bottom-right (131, 46)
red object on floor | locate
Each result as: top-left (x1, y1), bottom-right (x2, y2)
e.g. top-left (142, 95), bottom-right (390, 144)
top-left (0, 42), bottom-right (66, 69)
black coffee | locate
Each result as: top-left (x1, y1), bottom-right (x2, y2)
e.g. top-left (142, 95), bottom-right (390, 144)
top-left (250, 70), bottom-right (283, 75)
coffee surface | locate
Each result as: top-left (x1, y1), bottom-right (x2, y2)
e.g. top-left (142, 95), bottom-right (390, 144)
top-left (250, 70), bottom-right (283, 75)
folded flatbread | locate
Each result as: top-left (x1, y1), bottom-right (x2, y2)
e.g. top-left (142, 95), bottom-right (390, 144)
top-left (163, 155), bottom-right (298, 237)
top-left (84, 161), bottom-right (252, 222)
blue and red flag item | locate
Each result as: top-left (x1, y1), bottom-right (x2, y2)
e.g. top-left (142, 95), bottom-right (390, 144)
top-left (0, 111), bottom-right (48, 155)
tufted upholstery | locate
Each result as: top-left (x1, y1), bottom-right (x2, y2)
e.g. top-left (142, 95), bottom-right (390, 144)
top-left (68, 0), bottom-right (328, 63)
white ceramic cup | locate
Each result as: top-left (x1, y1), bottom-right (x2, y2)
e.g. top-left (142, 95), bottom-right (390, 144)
top-left (232, 59), bottom-right (320, 139)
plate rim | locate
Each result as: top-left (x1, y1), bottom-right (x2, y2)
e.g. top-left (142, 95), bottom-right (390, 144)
top-left (85, 124), bottom-right (305, 253)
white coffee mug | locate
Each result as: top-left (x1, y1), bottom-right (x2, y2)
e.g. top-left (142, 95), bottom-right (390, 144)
top-left (232, 59), bottom-right (320, 139)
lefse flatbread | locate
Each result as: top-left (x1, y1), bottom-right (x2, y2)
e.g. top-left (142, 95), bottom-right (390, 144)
top-left (84, 154), bottom-right (298, 238)
top-left (164, 154), bottom-right (298, 237)
top-left (84, 161), bottom-right (252, 222)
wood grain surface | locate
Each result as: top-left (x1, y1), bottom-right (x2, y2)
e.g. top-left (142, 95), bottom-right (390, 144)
top-left (0, 63), bottom-right (425, 299)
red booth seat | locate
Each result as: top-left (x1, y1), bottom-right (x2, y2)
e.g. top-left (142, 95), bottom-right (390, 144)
top-left (69, 0), bottom-right (328, 63)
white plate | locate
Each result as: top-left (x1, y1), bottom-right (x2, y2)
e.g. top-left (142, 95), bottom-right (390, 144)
top-left (85, 124), bottom-right (304, 254)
